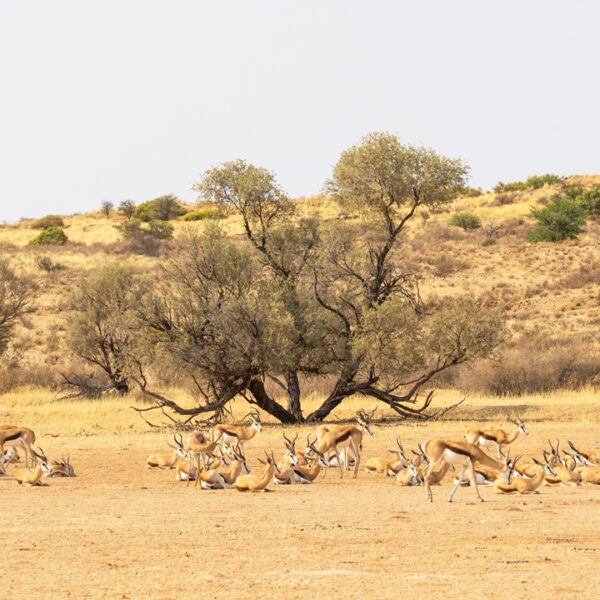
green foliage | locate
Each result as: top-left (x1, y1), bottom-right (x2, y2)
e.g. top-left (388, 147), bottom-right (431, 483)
top-left (66, 264), bottom-right (141, 394)
top-left (557, 184), bottom-right (600, 215)
top-left (146, 220), bottom-right (174, 240)
top-left (180, 207), bottom-right (224, 221)
top-left (134, 194), bottom-right (186, 222)
top-left (528, 197), bottom-right (586, 242)
top-left (0, 260), bottom-right (35, 357)
top-left (32, 215), bottom-right (64, 229)
top-left (28, 226), bottom-right (68, 245)
top-left (326, 132), bottom-right (469, 217)
top-left (118, 200), bottom-right (136, 219)
top-left (449, 211), bottom-right (482, 230)
top-left (494, 174), bottom-right (564, 193)
top-left (458, 186), bottom-right (483, 198)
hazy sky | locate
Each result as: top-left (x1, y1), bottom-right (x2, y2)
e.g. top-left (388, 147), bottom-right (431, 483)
top-left (1, 1), bottom-right (599, 223)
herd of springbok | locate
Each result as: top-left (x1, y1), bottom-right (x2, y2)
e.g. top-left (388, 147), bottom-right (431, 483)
top-left (2, 411), bottom-right (600, 501)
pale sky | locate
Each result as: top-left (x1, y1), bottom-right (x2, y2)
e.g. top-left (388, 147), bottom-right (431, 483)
top-left (1, 1), bottom-right (599, 223)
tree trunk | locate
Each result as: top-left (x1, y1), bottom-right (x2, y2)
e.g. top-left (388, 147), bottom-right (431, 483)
top-left (285, 371), bottom-right (302, 419)
top-left (247, 379), bottom-right (300, 424)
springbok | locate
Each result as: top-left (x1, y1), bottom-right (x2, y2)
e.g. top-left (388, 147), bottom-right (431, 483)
top-left (47, 455), bottom-right (76, 477)
top-left (423, 437), bottom-right (514, 502)
top-left (567, 440), bottom-right (600, 465)
top-left (305, 425), bottom-right (365, 479)
top-left (2, 447), bottom-right (20, 465)
top-left (315, 409), bottom-right (374, 470)
top-left (542, 447), bottom-right (581, 486)
top-left (15, 448), bottom-right (53, 486)
top-left (219, 445), bottom-right (250, 485)
top-left (495, 459), bottom-right (556, 494)
top-left (365, 437), bottom-right (407, 475)
top-left (212, 411), bottom-right (262, 454)
top-left (395, 461), bottom-right (420, 486)
top-left (234, 450), bottom-right (279, 492)
top-left (0, 426), bottom-right (36, 471)
top-left (465, 416), bottom-right (528, 459)
top-left (147, 438), bottom-right (187, 469)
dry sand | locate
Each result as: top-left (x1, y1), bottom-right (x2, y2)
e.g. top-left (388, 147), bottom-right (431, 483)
top-left (2, 422), bottom-right (600, 599)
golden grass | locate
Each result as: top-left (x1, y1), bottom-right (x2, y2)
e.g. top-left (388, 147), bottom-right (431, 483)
top-left (2, 386), bottom-right (599, 438)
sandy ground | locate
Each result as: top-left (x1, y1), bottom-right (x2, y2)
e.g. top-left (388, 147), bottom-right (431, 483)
top-left (2, 422), bottom-right (600, 599)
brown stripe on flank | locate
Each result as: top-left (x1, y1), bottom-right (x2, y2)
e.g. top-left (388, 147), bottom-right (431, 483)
top-left (443, 441), bottom-right (472, 457)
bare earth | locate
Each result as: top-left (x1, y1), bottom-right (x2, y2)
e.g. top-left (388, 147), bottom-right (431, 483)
top-left (3, 423), bottom-right (600, 599)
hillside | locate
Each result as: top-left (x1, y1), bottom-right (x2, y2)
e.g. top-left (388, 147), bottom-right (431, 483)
top-left (1, 175), bottom-right (600, 395)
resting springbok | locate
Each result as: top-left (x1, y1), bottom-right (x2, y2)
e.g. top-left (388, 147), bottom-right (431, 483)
top-left (395, 461), bottom-right (420, 486)
top-left (3, 447), bottom-right (20, 465)
top-left (0, 425), bottom-right (36, 470)
top-left (234, 451), bottom-right (280, 492)
top-left (365, 437), bottom-right (407, 475)
top-left (212, 411), bottom-right (262, 454)
top-left (567, 440), bottom-right (600, 465)
top-left (47, 455), bottom-right (76, 477)
top-left (147, 437), bottom-right (188, 469)
top-left (495, 459), bottom-right (556, 494)
top-left (465, 416), bottom-right (528, 459)
top-left (219, 445), bottom-right (250, 485)
top-left (15, 448), bottom-right (53, 486)
top-left (423, 437), bottom-right (514, 502)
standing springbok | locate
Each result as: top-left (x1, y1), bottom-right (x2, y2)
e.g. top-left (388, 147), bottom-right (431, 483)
top-left (305, 424), bottom-right (365, 479)
top-left (212, 411), bottom-right (262, 454)
top-left (465, 416), bottom-right (528, 459)
top-left (0, 425), bottom-right (36, 470)
top-left (423, 437), bottom-right (514, 502)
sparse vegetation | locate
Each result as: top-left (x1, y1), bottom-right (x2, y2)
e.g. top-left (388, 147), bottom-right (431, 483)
top-left (32, 214), bottom-right (65, 229)
top-left (179, 206), bottom-right (224, 221)
top-left (100, 201), bottom-right (113, 219)
top-left (494, 174), bottom-right (564, 193)
top-left (118, 199), bottom-right (136, 219)
top-left (28, 226), bottom-right (68, 245)
top-left (450, 211), bottom-right (482, 230)
top-left (528, 197), bottom-right (586, 242)
top-left (134, 194), bottom-right (186, 222)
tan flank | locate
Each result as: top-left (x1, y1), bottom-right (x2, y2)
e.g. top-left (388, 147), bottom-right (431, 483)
top-left (0, 425), bottom-right (37, 470)
top-left (15, 448), bottom-right (53, 486)
top-left (465, 415), bottom-right (528, 459)
top-left (234, 451), bottom-right (279, 492)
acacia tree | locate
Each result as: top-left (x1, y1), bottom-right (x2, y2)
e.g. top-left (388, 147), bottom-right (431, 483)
top-left (64, 264), bottom-right (141, 396)
top-left (0, 260), bottom-right (35, 358)
top-left (131, 133), bottom-right (504, 423)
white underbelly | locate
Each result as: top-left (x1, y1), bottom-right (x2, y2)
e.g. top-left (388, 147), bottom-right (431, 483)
top-left (478, 437), bottom-right (497, 447)
top-left (442, 449), bottom-right (470, 466)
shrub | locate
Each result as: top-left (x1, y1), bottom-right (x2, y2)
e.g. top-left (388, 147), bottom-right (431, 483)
top-left (458, 186), bottom-right (483, 198)
top-left (578, 186), bottom-right (600, 215)
top-left (118, 199), bottom-right (136, 219)
top-left (134, 194), bottom-right (186, 222)
top-left (449, 211), bottom-right (482, 231)
top-left (32, 215), bottom-right (64, 229)
top-left (180, 207), bottom-right (224, 221)
top-left (528, 198), bottom-right (586, 242)
top-left (494, 174), bottom-right (564, 193)
top-left (35, 255), bottom-right (65, 272)
top-left (146, 220), bottom-right (174, 239)
top-left (28, 227), bottom-right (68, 245)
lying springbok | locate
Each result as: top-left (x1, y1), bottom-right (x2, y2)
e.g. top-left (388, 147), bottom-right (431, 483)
top-left (234, 450), bottom-right (279, 492)
top-left (395, 461), bottom-right (420, 486)
top-left (542, 446), bottom-right (581, 486)
top-left (465, 416), bottom-right (528, 459)
top-left (423, 438), bottom-right (514, 502)
top-left (15, 448), bottom-right (53, 486)
top-left (365, 438), bottom-right (407, 476)
top-left (47, 455), bottom-right (76, 477)
top-left (567, 440), bottom-right (600, 465)
top-left (495, 459), bottom-right (556, 495)
top-left (0, 426), bottom-right (36, 471)
top-left (3, 447), bottom-right (20, 465)
top-left (147, 437), bottom-right (188, 469)
top-left (219, 445), bottom-right (250, 486)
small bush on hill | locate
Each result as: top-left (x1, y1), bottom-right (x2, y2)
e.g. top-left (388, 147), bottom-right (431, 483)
top-left (494, 174), bottom-right (564, 193)
top-left (146, 220), bottom-right (174, 239)
top-left (28, 227), bottom-right (68, 245)
top-left (180, 207), bottom-right (224, 221)
top-left (35, 255), bottom-right (65, 272)
top-left (134, 194), bottom-right (186, 222)
top-left (528, 198), bottom-right (586, 242)
top-left (458, 186), bottom-right (483, 198)
top-left (449, 212), bottom-right (482, 231)
top-left (32, 215), bottom-right (64, 229)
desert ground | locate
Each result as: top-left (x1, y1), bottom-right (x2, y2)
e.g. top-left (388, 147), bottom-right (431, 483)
top-left (2, 391), bottom-right (600, 600)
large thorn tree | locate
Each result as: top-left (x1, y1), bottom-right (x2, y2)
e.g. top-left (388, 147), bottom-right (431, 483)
top-left (126, 133), bottom-right (503, 424)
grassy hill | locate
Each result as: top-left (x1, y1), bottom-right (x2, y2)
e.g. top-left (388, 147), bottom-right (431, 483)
top-left (1, 175), bottom-right (599, 396)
